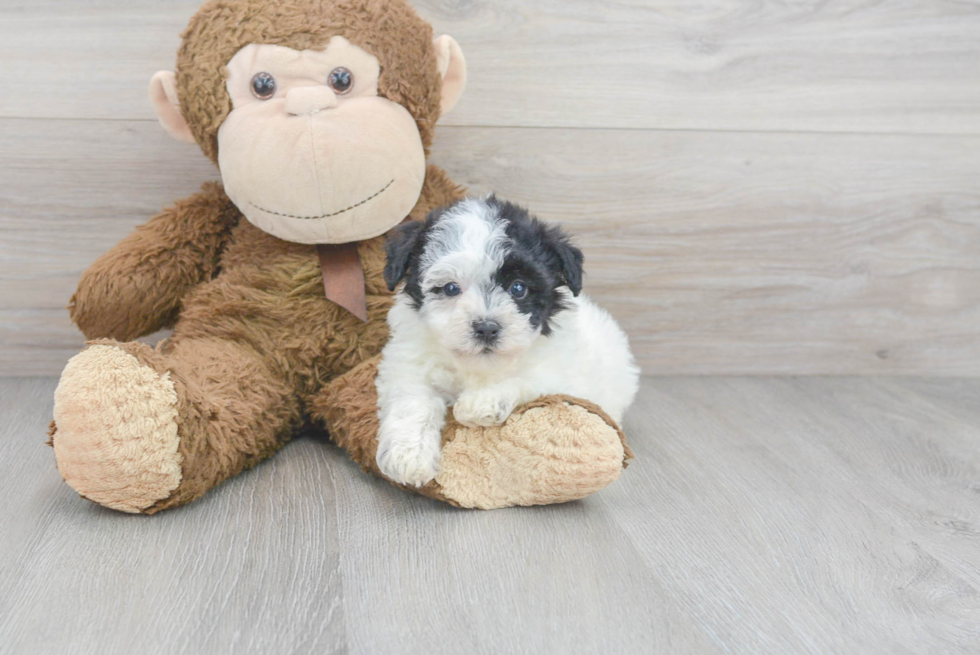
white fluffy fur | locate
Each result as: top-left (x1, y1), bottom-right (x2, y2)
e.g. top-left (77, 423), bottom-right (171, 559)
top-left (375, 199), bottom-right (640, 487)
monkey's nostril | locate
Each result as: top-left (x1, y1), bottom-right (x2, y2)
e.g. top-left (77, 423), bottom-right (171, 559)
top-left (284, 86), bottom-right (339, 116)
top-left (472, 320), bottom-right (501, 344)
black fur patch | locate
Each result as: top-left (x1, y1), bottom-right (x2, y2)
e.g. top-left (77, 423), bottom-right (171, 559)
top-left (384, 196), bottom-right (585, 331)
top-left (487, 195), bottom-right (584, 336)
top-left (383, 208), bottom-right (446, 308)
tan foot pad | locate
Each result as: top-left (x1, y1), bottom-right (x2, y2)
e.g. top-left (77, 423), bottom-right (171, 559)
top-left (52, 344), bottom-right (182, 513)
top-left (434, 397), bottom-right (628, 509)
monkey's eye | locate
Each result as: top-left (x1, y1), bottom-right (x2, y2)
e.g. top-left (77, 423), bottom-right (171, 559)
top-left (508, 281), bottom-right (528, 300)
top-left (328, 67), bottom-right (353, 94)
top-left (250, 72), bottom-right (277, 99)
top-left (442, 282), bottom-right (461, 297)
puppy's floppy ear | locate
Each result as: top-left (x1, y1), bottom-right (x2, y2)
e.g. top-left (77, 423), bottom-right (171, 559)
top-left (384, 221), bottom-right (426, 291)
top-left (556, 241), bottom-right (585, 296)
top-left (545, 225), bottom-right (585, 296)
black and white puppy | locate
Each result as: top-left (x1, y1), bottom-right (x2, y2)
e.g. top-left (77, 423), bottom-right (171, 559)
top-left (376, 196), bottom-right (639, 487)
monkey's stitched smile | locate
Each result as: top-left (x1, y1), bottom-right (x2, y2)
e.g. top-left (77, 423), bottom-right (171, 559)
top-left (248, 178), bottom-right (395, 220)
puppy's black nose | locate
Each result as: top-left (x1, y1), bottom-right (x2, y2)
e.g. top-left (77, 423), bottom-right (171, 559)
top-left (472, 319), bottom-right (501, 344)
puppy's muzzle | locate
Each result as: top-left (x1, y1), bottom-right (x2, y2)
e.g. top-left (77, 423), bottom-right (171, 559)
top-left (472, 319), bottom-right (501, 347)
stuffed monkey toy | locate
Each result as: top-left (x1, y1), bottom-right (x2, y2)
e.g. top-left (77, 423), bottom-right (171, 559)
top-left (49, 0), bottom-right (632, 514)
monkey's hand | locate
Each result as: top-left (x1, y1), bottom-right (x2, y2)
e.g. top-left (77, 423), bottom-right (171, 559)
top-left (70, 183), bottom-right (239, 341)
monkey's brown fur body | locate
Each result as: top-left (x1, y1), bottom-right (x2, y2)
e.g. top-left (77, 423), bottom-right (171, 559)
top-left (49, 0), bottom-right (631, 513)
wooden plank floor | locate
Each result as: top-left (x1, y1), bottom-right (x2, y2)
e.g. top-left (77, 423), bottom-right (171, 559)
top-left (2, 377), bottom-right (978, 654)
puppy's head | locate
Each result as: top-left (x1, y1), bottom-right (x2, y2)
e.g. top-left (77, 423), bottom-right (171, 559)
top-left (384, 196), bottom-right (584, 361)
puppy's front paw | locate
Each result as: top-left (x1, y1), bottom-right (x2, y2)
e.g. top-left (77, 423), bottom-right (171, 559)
top-left (376, 434), bottom-right (442, 487)
top-left (453, 391), bottom-right (516, 428)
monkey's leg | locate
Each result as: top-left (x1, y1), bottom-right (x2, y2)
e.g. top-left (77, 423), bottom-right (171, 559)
top-left (51, 337), bottom-right (301, 514)
top-left (311, 356), bottom-right (633, 508)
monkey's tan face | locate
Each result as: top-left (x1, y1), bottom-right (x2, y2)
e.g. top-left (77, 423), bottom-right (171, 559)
top-left (218, 38), bottom-right (426, 244)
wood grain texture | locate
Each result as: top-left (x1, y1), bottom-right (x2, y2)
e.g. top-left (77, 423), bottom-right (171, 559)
top-left (0, 379), bottom-right (347, 655)
top-left (2, 119), bottom-right (978, 375)
top-left (609, 377), bottom-right (980, 653)
top-left (2, 376), bottom-right (978, 654)
top-left (3, 1), bottom-right (979, 134)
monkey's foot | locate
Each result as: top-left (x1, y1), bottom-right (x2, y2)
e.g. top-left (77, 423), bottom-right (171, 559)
top-left (51, 342), bottom-right (182, 513)
top-left (315, 356), bottom-right (633, 509)
top-left (431, 396), bottom-right (631, 509)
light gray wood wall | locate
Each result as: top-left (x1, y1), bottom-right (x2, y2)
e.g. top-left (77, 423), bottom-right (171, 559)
top-left (1, 0), bottom-right (979, 376)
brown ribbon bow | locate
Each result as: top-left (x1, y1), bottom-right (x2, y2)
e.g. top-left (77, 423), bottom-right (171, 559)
top-left (316, 243), bottom-right (368, 322)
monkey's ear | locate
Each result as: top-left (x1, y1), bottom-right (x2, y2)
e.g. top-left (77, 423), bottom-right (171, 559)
top-left (384, 221), bottom-right (427, 291)
top-left (149, 71), bottom-right (196, 144)
top-left (434, 35), bottom-right (466, 116)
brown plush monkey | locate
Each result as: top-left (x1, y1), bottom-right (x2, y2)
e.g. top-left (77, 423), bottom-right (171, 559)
top-left (50, 0), bottom-right (631, 514)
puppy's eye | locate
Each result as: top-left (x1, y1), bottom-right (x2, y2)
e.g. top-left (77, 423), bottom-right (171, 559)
top-left (250, 72), bottom-right (277, 99)
top-left (508, 281), bottom-right (528, 299)
top-left (443, 282), bottom-right (462, 297)
top-left (328, 67), bottom-right (353, 94)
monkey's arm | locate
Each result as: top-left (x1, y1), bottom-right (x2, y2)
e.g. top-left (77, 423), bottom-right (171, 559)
top-left (70, 182), bottom-right (239, 341)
